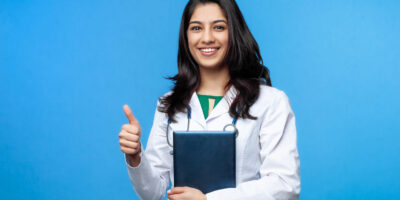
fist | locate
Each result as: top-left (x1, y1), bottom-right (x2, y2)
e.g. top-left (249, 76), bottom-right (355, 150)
top-left (119, 105), bottom-right (142, 156)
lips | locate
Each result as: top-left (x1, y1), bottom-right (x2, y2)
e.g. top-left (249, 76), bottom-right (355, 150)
top-left (199, 47), bottom-right (219, 56)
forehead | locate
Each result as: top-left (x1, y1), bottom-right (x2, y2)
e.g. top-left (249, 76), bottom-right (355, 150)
top-left (190, 3), bottom-right (227, 22)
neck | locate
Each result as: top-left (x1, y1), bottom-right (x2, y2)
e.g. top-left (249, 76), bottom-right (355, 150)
top-left (196, 65), bottom-right (230, 96)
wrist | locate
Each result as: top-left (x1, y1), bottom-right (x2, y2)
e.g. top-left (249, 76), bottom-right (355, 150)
top-left (126, 144), bottom-right (142, 167)
top-left (127, 153), bottom-right (141, 167)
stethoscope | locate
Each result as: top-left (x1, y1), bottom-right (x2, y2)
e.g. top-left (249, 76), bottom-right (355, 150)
top-left (166, 106), bottom-right (238, 154)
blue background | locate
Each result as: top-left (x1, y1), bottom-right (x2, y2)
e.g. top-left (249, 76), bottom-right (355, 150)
top-left (1, 0), bottom-right (399, 199)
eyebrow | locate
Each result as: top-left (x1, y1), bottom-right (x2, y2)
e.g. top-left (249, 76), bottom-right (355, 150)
top-left (189, 19), bottom-right (227, 25)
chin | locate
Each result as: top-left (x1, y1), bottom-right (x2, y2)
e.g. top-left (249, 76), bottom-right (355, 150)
top-left (199, 64), bottom-right (220, 70)
top-left (198, 61), bottom-right (225, 69)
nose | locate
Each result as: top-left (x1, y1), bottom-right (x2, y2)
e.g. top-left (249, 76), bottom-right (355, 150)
top-left (201, 27), bottom-right (215, 44)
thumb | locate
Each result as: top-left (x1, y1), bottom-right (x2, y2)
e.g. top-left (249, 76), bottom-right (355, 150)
top-left (123, 104), bottom-right (139, 125)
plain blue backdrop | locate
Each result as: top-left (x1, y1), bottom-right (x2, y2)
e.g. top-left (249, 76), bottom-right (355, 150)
top-left (1, 0), bottom-right (399, 199)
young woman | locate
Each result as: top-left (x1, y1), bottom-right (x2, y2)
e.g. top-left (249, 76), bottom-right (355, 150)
top-left (118, 0), bottom-right (300, 199)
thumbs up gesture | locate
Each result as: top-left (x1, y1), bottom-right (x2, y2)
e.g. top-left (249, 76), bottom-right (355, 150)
top-left (119, 105), bottom-right (142, 166)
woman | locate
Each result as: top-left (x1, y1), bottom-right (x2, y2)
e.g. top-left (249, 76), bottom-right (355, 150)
top-left (118, 0), bottom-right (300, 199)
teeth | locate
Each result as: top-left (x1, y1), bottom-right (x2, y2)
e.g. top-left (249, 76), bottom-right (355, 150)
top-left (200, 48), bottom-right (217, 52)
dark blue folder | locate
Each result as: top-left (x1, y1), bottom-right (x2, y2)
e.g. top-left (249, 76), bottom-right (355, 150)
top-left (173, 131), bottom-right (236, 194)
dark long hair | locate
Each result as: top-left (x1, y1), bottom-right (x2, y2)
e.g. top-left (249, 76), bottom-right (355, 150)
top-left (159, 0), bottom-right (271, 122)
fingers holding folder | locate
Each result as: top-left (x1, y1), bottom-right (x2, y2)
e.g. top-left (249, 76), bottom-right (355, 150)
top-left (167, 186), bottom-right (206, 200)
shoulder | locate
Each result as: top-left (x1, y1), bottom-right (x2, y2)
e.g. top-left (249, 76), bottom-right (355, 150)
top-left (152, 91), bottom-right (173, 119)
top-left (258, 84), bottom-right (290, 103)
top-left (251, 84), bottom-right (293, 114)
top-left (160, 90), bottom-right (173, 98)
top-left (155, 91), bottom-right (173, 105)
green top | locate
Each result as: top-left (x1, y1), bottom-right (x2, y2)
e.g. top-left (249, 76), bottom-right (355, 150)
top-left (197, 94), bottom-right (223, 119)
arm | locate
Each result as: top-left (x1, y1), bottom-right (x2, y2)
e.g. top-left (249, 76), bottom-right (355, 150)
top-left (125, 101), bottom-right (172, 200)
top-left (206, 91), bottom-right (301, 200)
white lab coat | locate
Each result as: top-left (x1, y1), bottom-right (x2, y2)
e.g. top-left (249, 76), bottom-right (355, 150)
top-left (125, 85), bottom-right (300, 200)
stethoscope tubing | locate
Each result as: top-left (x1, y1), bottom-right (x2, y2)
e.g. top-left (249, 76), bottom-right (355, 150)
top-left (166, 106), bottom-right (238, 150)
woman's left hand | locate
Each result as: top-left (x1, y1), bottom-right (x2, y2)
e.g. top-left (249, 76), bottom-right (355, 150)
top-left (167, 186), bottom-right (207, 200)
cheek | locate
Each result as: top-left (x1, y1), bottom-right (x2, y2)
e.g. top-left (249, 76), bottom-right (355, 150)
top-left (222, 32), bottom-right (229, 46)
top-left (187, 42), bottom-right (197, 59)
top-left (216, 32), bottom-right (229, 47)
top-left (187, 33), bottom-right (198, 49)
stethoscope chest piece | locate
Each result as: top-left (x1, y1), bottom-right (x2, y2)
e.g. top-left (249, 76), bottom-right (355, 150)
top-left (223, 123), bottom-right (239, 138)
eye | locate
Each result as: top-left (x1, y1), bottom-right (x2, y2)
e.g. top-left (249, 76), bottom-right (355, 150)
top-left (190, 26), bottom-right (202, 31)
top-left (214, 25), bottom-right (226, 31)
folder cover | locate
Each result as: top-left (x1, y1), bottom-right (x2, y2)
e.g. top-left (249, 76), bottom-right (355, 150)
top-left (173, 131), bottom-right (236, 194)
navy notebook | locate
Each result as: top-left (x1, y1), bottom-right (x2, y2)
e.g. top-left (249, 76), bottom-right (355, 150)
top-left (173, 131), bottom-right (236, 194)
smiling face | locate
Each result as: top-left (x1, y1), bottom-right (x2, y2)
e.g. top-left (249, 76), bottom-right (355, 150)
top-left (187, 3), bottom-right (229, 70)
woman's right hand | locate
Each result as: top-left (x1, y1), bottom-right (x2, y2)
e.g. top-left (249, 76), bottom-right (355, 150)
top-left (119, 104), bottom-right (142, 167)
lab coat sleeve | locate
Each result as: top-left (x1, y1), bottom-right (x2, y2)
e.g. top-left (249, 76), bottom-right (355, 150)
top-left (206, 91), bottom-right (301, 200)
top-left (125, 100), bottom-right (171, 200)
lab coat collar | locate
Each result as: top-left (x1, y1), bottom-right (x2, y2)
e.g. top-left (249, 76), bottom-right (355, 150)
top-left (188, 85), bottom-right (238, 127)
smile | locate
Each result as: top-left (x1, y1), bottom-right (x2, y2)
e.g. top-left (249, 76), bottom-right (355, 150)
top-left (199, 47), bottom-right (219, 56)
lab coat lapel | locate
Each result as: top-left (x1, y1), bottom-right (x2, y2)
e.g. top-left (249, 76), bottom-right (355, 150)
top-left (206, 85), bottom-right (238, 121)
top-left (188, 92), bottom-right (207, 129)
